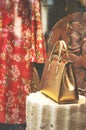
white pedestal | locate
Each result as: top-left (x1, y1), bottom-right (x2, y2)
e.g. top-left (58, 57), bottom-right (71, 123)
top-left (26, 92), bottom-right (86, 130)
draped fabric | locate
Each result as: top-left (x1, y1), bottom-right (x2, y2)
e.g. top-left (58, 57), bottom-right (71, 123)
top-left (0, 0), bottom-right (46, 124)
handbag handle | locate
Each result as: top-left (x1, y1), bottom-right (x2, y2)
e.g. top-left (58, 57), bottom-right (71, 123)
top-left (49, 40), bottom-right (69, 62)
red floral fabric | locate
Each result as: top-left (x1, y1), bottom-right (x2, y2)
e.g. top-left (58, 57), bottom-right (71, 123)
top-left (0, 0), bottom-right (46, 124)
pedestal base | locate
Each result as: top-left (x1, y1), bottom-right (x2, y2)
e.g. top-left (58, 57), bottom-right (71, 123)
top-left (26, 92), bottom-right (86, 130)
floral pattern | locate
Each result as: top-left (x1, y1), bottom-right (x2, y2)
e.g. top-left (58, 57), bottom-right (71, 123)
top-left (0, 0), bottom-right (46, 124)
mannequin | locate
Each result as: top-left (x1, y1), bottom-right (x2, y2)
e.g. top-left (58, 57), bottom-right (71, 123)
top-left (0, 0), bottom-right (46, 129)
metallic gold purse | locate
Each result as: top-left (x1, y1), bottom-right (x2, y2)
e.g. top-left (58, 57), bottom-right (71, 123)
top-left (40, 40), bottom-right (79, 104)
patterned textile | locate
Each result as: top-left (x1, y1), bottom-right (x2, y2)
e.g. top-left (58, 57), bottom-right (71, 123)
top-left (0, 0), bottom-right (46, 124)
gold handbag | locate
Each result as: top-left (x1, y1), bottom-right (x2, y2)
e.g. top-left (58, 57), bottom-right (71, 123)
top-left (40, 40), bottom-right (79, 104)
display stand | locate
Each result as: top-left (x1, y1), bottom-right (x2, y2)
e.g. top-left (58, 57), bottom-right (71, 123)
top-left (26, 92), bottom-right (86, 130)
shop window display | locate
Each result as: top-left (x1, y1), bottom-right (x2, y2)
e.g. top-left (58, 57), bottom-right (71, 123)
top-left (0, 0), bottom-right (86, 130)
